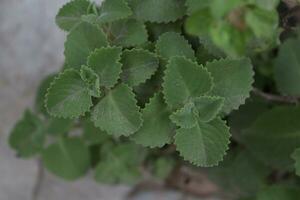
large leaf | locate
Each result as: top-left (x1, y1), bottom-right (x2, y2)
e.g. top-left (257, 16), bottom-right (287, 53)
top-left (131, 93), bottom-right (174, 148)
top-left (42, 137), bottom-right (90, 180)
top-left (108, 19), bottom-right (148, 47)
top-left (174, 118), bottom-right (231, 167)
top-left (274, 38), bottom-right (300, 96)
top-left (156, 32), bottom-right (196, 61)
top-left (56, 0), bottom-right (91, 31)
top-left (87, 46), bottom-right (122, 88)
top-left (64, 22), bottom-right (108, 69)
top-left (120, 49), bottom-right (159, 86)
top-left (127, 0), bottom-right (186, 23)
top-left (242, 106), bottom-right (300, 169)
top-left (162, 57), bottom-right (213, 109)
top-left (205, 58), bottom-right (254, 114)
top-left (91, 84), bottom-right (142, 137)
top-left (45, 69), bottom-right (92, 118)
top-left (9, 110), bottom-right (45, 158)
top-left (94, 143), bottom-right (145, 184)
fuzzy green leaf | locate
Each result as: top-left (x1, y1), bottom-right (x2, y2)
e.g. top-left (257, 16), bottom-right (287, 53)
top-left (162, 57), bottom-right (213, 109)
top-left (83, 119), bottom-right (111, 145)
top-left (121, 49), bottom-right (159, 86)
top-left (9, 110), bottom-right (45, 158)
top-left (274, 38), bottom-right (300, 96)
top-left (127, 0), bottom-right (186, 23)
top-left (108, 19), bottom-right (148, 47)
top-left (175, 118), bottom-right (231, 167)
top-left (95, 143), bottom-right (145, 184)
top-left (131, 93), bottom-right (174, 148)
top-left (87, 46), bottom-right (122, 88)
top-left (193, 96), bottom-right (224, 122)
top-left (170, 102), bottom-right (198, 129)
top-left (291, 148), bottom-right (300, 177)
top-left (242, 106), bottom-right (300, 169)
top-left (56, 0), bottom-right (91, 31)
top-left (206, 58), bottom-right (254, 114)
top-left (80, 66), bottom-right (100, 97)
top-left (64, 22), bottom-right (108, 69)
top-left (92, 84), bottom-right (142, 137)
top-left (45, 69), bottom-right (92, 119)
top-left (46, 117), bottom-right (73, 136)
top-left (96, 0), bottom-right (132, 24)
top-left (156, 32), bottom-right (196, 61)
top-left (42, 137), bottom-right (90, 180)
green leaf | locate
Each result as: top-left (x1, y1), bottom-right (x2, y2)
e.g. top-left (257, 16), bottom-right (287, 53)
top-left (46, 117), bottom-right (73, 136)
top-left (127, 0), bottom-right (186, 23)
top-left (291, 148), bottom-right (300, 177)
top-left (146, 21), bottom-right (182, 41)
top-left (9, 110), bottom-right (45, 158)
top-left (87, 46), bottom-right (122, 88)
top-left (257, 186), bottom-right (300, 200)
top-left (274, 38), bottom-right (300, 96)
top-left (170, 102), bottom-right (198, 128)
top-left (162, 56), bottom-right (213, 109)
top-left (42, 137), bottom-right (90, 180)
top-left (193, 96), bottom-right (224, 122)
top-left (80, 66), bottom-right (100, 97)
top-left (185, 0), bottom-right (210, 14)
top-left (248, 0), bottom-right (279, 10)
top-left (185, 8), bottom-right (212, 37)
top-left (206, 58), bottom-right (254, 114)
top-left (91, 83), bottom-right (142, 137)
top-left (35, 74), bottom-right (56, 115)
top-left (174, 118), bottom-right (231, 167)
top-left (131, 93), bottom-right (174, 148)
top-left (95, 143), bottom-right (145, 184)
top-left (56, 0), bottom-right (91, 31)
top-left (242, 106), bottom-right (300, 169)
top-left (156, 32), bottom-right (196, 61)
top-left (45, 69), bottom-right (92, 119)
top-left (64, 22), bottom-right (108, 69)
top-left (95, 0), bottom-right (132, 24)
top-left (120, 49), bottom-right (159, 86)
top-left (108, 19), bottom-right (148, 47)
top-left (82, 119), bottom-right (111, 145)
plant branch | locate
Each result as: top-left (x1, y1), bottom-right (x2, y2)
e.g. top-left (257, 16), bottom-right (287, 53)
top-left (252, 88), bottom-right (299, 104)
top-left (32, 159), bottom-right (45, 200)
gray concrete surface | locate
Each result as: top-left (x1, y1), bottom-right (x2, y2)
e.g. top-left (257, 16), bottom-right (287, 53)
top-left (0, 1), bottom-right (215, 200)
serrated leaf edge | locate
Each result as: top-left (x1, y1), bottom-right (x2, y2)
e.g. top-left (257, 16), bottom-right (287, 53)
top-left (44, 69), bottom-right (93, 119)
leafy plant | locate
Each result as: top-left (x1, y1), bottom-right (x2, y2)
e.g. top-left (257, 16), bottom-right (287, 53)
top-left (9, 0), bottom-right (300, 199)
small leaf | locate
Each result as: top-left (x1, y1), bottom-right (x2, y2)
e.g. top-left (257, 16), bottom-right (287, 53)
top-left (80, 66), bottom-right (100, 97)
top-left (45, 69), bottom-right (92, 119)
top-left (95, 0), bottom-right (132, 24)
top-left (56, 0), bottom-right (91, 31)
top-left (274, 38), bottom-right (300, 96)
top-left (127, 0), bottom-right (186, 23)
top-left (121, 49), bottom-right (159, 86)
top-left (87, 46), bottom-right (122, 88)
top-left (193, 96), bottom-right (224, 122)
top-left (95, 143), bottom-right (145, 184)
top-left (206, 58), bottom-right (254, 114)
top-left (175, 118), bottom-right (231, 167)
top-left (108, 19), bottom-right (148, 47)
top-left (242, 106), bottom-right (300, 169)
top-left (91, 83), bottom-right (142, 137)
top-left (291, 148), bottom-right (300, 177)
top-left (156, 32), bottom-right (196, 61)
top-left (162, 56), bottom-right (213, 109)
top-left (9, 110), bottom-right (45, 158)
top-left (64, 22), bottom-right (108, 69)
top-left (170, 102), bottom-right (198, 128)
top-left (42, 137), bottom-right (90, 180)
top-left (131, 93), bottom-right (174, 148)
